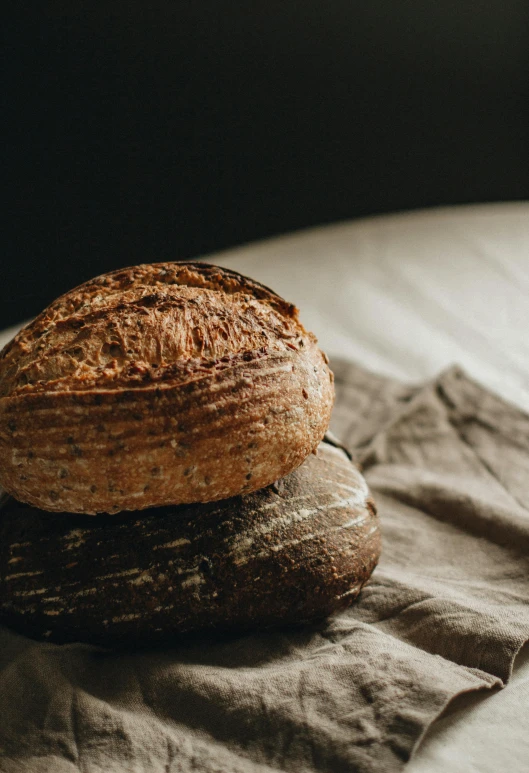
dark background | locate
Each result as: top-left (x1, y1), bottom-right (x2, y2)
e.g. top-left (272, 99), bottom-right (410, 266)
top-left (3, 2), bottom-right (529, 329)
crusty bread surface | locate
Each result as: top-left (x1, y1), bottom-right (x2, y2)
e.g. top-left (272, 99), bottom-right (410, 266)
top-left (0, 441), bottom-right (379, 646)
top-left (0, 262), bottom-right (334, 513)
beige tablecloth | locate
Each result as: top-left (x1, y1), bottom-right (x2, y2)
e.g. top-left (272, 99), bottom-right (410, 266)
top-left (215, 203), bottom-right (529, 773)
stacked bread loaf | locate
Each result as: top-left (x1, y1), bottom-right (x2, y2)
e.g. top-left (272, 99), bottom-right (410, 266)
top-left (0, 263), bottom-right (380, 646)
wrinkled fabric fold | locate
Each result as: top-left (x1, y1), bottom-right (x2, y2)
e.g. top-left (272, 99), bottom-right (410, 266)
top-left (2, 360), bottom-right (529, 773)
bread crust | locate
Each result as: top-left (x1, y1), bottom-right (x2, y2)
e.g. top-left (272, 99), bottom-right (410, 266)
top-left (0, 441), bottom-right (380, 646)
top-left (0, 263), bottom-right (334, 513)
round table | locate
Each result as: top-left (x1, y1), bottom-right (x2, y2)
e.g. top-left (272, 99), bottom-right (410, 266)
top-left (2, 202), bottom-right (529, 772)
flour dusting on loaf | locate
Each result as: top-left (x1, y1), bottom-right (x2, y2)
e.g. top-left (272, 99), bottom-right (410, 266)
top-left (0, 441), bottom-right (379, 646)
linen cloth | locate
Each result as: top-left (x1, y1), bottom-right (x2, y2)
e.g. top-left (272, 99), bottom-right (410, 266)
top-left (2, 359), bottom-right (529, 773)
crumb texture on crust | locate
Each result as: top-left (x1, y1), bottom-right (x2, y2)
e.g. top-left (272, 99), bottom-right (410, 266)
top-left (0, 442), bottom-right (380, 646)
top-left (0, 262), bottom-right (334, 514)
top-left (0, 263), bottom-right (305, 397)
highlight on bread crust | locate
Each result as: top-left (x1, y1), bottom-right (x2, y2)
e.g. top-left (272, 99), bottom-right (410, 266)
top-left (0, 262), bottom-right (334, 514)
top-left (0, 441), bottom-right (379, 646)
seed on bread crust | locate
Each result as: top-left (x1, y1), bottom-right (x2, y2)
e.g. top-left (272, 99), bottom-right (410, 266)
top-left (0, 262), bottom-right (334, 514)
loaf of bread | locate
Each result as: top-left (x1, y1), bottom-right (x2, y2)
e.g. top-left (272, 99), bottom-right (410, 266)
top-left (0, 263), bottom-right (334, 514)
top-left (0, 440), bottom-right (380, 646)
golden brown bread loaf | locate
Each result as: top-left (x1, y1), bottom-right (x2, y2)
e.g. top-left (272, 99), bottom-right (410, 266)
top-left (0, 440), bottom-right (380, 646)
top-left (0, 262), bottom-right (334, 514)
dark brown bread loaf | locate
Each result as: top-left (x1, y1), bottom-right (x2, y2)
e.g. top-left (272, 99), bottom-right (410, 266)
top-left (0, 441), bottom-right (380, 647)
top-left (0, 262), bottom-right (334, 514)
